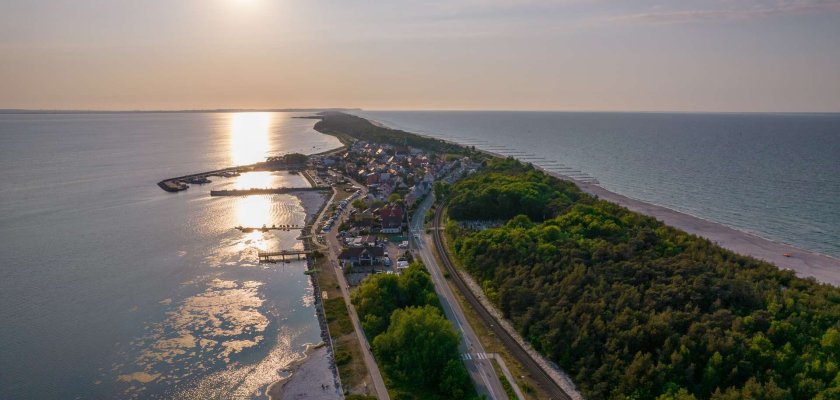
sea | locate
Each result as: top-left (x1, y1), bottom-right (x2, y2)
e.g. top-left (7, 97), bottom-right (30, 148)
top-left (0, 112), bottom-right (342, 399)
top-left (2, 111), bottom-right (839, 399)
top-left (358, 111), bottom-right (840, 259)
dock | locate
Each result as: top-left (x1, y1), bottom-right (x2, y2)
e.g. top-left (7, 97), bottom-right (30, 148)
top-left (258, 250), bottom-right (311, 263)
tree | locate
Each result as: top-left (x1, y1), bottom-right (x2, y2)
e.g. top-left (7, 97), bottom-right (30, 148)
top-left (439, 359), bottom-right (474, 399)
top-left (446, 157), bottom-right (840, 399)
top-left (372, 306), bottom-right (460, 390)
top-left (388, 193), bottom-right (403, 204)
top-left (433, 181), bottom-right (451, 199)
top-left (352, 199), bottom-right (367, 210)
top-left (352, 263), bottom-right (439, 338)
top-left (283, 153), bottom-right (309, 165)
top-left (352, 273), bottom-right (401, 337)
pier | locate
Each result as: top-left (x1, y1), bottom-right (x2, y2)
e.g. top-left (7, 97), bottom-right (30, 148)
top-left (157, 156), bottom-right (308, 193)
top-left (236, 224), bottom-right (305, 232)
top-left (210, 187), bottom-right (330, 196)
top-left (157, 168), bottom-right (242, 192)
top-left (258, 250), bottom-right (312, 263)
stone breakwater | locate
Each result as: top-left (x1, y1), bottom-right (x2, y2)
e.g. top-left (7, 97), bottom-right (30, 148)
top-left (306, 252), bottom-right (342, 392)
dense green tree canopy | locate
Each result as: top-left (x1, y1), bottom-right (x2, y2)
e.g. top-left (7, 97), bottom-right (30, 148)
top-left (447, 159), bottom-right (840, 400)
top-left (447, 158), bottom-right (583, 221)
top-left (352, 263), bottom-right (478, 399)
top-left (373, 306), bottom-right (462, 392)
top-left (352, 263), bottom-right (439, 338)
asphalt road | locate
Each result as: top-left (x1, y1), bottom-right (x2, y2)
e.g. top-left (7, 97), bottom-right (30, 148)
top-left (430, 205), bottom-right (573, 400)
top-left (410, 195), bottom-right (510, 400)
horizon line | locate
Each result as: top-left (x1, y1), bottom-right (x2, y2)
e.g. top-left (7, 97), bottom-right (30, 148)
top-left (1, 107), bottom-right (838, 116)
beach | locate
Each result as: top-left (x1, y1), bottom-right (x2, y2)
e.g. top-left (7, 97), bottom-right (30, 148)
top-left (267, 346), bottom-right (340, 400)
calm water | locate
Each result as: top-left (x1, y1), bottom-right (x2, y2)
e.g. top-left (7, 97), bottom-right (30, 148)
top-left (359, 111), bottom-right (840, 258)
top-left (0, 112), bottom-right (342, 399)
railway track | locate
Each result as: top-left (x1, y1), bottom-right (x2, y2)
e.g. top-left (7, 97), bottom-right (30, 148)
top-left (433, 208), bottom-right (572, 400)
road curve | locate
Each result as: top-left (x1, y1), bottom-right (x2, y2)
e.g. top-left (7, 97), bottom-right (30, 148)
top-left (433, 207), bottom-right (572, 400)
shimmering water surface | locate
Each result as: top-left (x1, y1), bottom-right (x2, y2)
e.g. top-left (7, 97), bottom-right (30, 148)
top-left (359, 111), bottom-right (840, 258)
top-left (0, 112), bottom-right (341, 398)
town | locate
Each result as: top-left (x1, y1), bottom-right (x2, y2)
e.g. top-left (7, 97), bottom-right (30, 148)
top-left (309, 139), bottom-right (478, 285)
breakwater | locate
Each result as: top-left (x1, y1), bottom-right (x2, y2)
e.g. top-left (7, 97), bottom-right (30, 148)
top-left (157, 159), bottom-right (308, 193)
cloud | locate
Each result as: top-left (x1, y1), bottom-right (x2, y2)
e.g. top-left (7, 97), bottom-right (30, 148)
top-left (605, 0), bottom-right (840, 24)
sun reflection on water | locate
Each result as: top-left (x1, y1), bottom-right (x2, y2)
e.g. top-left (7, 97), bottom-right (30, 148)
top-left (230, 112), bottom-right (271, 165)
top-left (233, 171), bottom-right (274, 190)
top-left (235, 195), bottom-right (272, 228)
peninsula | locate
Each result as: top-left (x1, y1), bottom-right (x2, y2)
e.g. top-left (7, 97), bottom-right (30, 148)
top-left (311, 111), bottom-right (840, 400)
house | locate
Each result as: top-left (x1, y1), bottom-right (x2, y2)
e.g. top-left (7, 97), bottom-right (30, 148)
top-left (339, 246), bottom-right (385, 267)
top-left (380, 203), bottom-right (404, 234)
top-left (351, 235), bottom-right (377, 247)
top-left (360, 235), bottom-right (377, 247)
top-left (351, 210), bottom-right (377, 226)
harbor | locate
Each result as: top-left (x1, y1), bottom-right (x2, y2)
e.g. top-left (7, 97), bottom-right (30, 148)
top-left (156, 153), bottom-right (311, 193)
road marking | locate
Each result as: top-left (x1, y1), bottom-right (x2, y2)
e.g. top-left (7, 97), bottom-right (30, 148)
top-left (463, 352), bottom-right (493, 361)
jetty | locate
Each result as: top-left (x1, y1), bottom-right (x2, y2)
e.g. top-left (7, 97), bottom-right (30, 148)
top-left (157, 168), bottom-right (242, 193)
top-left (157, 154), bottom-right (310, 193)
top-left (236, 224), bottom-right (304, 232)
top-left (258, 250), bottom-right (311, 263)
top-left (210, 187), bottom-right (330, 196)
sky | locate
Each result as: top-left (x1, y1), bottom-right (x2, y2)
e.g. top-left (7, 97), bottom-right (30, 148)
top-left (1, 0), bottom-right (839, 112)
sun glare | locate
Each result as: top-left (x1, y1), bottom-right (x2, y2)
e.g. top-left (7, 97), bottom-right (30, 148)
top-left (230, 112), bottom-right (271, 165)
top-left (234, 171), bottom-right (274, 190)
top-left (234, 195), bottom-right (272, 228)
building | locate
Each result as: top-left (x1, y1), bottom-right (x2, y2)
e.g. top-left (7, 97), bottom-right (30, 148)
top-left (351, 235), bottom-right (377, 247)
top-left (351, 210), bottom-right (377, 226)
top-left (380, 203), bottom-right (404, 234)
top-left (339, 246), bottom-right (385, 267)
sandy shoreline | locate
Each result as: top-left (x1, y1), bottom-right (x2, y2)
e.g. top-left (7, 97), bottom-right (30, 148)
top-left (267, 345), bottom-right (341, 400)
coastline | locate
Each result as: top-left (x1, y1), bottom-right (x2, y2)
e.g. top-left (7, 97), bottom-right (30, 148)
top-left (263, 171), bottom-right (341, 399)
top-left (364, 116), bottom-right (840, 287)
top-left (267, 344), bottom-right (340, 400)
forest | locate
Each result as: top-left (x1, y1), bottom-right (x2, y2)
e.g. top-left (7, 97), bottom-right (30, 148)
top-left (445, 158), bottom-right (840, 400)
top-left (351, 263), bottom-right (478, 400)
top-left (313, 112), bottom-right (466, 155)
